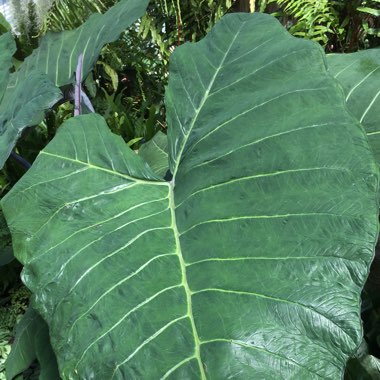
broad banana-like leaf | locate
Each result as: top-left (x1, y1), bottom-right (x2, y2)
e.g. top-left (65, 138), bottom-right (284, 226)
top-left (0, 0), bottom-right (149, 169)
top-left (7, 0), bottom-right (149, 88)
top-left (5, 308), bottom-right (59, 380)
top-left (139, 131), bottom-right (169, 177)
top-left (327, 50), bottom-right (380, 165)
top-left (2, 13), bottom-right (379, 379)
top-left (0, 32), bottom-right (16, 101)
top-left (0, 72), bottom-right (62, 168)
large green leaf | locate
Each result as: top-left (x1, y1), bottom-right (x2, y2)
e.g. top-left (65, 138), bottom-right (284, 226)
top-left (0, 72), bottom-right (62, 169)
top-left (3, 115), bottom-right (169, 379)
top-left (327, 50), bottom-right (380, 164)
top-left (0, 33), bottom-right (16, 101)
top-left (2, 13), bottom-right (379, 379)
top-left (7, 0), bottom-right (149, 88)
top-left (5, 308), bottom-right (59, 380)
top-left (0, 0), bottom-right (149, 169)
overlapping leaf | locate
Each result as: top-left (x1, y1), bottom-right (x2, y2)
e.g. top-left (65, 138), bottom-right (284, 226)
top-left (8, 0), bottom-right (149, 88)
top-left (0, 13), bottom-right (11, 35)
top-left (328, 52), bottom-right (380, 377)
top-left (139, 131), bottom-right (169, 177)
top-left (3, 115), bottom-right (171, 379)
top-left (5, 308), bottom-right (59, 380)
top-left (0, 0), bottom-right (149, 168)
top-left (0, 33), bottom-right (60, 169)
top-left (2, 13), bottom-right (379, 379)
top-left (328, 50), bottom-right (380, 164)
top-left (0, 32), bottom-right (16, 101)
top-left (345, 341), bottom-right (380, 379)
top-left (0, 72), bottom-right (62, 168)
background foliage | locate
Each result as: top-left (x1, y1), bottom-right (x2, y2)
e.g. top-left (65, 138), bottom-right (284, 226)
top-left (0, 0), bottom-right (379, 378)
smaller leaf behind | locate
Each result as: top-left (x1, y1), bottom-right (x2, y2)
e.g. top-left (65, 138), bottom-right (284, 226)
top-left (0, 0), bottom-right (150, 169)
top-left (0, 33), bottom-right (16, 102)
top-left (139, 131), bottom-right (169, 178)
top-left (8, 0), bottom-right (150, 88)
top-left (0, 72), bottom-right (62, 169)
top-left (5, 307), bottom-right (60, 380)
top-left (345, 341), bottom-right (380, 379)
top-left (327, 50), bottom-right (380, 165)
top-left (0, 13), bottom-right (11, 34)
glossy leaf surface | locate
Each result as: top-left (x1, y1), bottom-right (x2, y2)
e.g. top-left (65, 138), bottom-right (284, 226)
top-left (328, 50), bottom-right (380, 164)
top-left (164, 14), bottom-right (378, 377)
top-left (2, 13), bottom-right (379, 379)
top-left (3, 115), bottom-right (171, 379)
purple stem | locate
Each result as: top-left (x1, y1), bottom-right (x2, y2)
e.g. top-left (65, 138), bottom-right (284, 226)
top-left (74, 53), bottom-right (84, 116)
top-left (10, 152), bottom-right (31, 170)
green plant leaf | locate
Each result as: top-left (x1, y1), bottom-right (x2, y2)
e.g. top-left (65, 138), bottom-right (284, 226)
top-left (127, 137), bottom-right (143, 147)
top-left (97, 61), bottom-right (119, 93)
top-left (0, 0), bottom-right (150, 169)
top-left (0, 209), bottom-right (12, 260)
top-left (0, 33), bottom-right (16, 102)
top-left (345, 341), bottom-right (380, 379)
top-left (33, 321), bottom-right (61, 380)
top-left (3, 114), bottom-right (168, 379)
top-left (139, 131), bottom-right (169, 177)
top-left (5, 308), bottom-right (59, 380)
top-left (2, 13), bottom-right (379, 379)
top-left (0, 72), bottom-right (62, 169)
top-left (0, 247), bottom-right (13, 266)
top-left (0, 13), bottom-right (11, 34)
top-left (346, 355), bottom-right (380, 379)
top-left (8, 0), bottom-right (149, 88)
top-left (357, 7), bottom-right (380, 17)
top-left (327, 50), bottom-right (380, 165)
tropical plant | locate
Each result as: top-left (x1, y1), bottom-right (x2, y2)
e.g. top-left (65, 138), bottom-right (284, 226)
top-left (257, 0), bottom-right (380, 51)
top-left (327, 50), bottom-right (380, 377)
top-left (0, 0), bottom-right (149, 377)
top-left (330, 0), bottom-right (380, 51)
top-left (5, 307), bottom-right (59, 380)
top-left (328, 49), bottom-right (380, 163)
top-left (0, 0), bottom-right (379, 378)
top-left (32, 1), bottom-right (237, 150)
top-left (37, 0), bottom-right (236, 67)
top-left (268, 0), bottom-right (340, 44)
top-left (37, 0), bottom-right (115, 32)
top-left (9, 0), bottom-right (40, 57)
top-left (0, 0), bottom-right (150, 169)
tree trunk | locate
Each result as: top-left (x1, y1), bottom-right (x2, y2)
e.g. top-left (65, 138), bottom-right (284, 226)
top-left (234, 0), bottom-right (252, 12)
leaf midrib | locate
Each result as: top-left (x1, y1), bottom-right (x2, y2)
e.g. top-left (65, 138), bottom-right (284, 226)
top-left (169, 183), bottom-right (206, 379)
top-left (171, 21), bottom-right (246, 179)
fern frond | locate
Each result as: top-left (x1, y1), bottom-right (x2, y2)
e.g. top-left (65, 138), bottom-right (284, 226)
top-left (274, 0), bottom-right (339, 45)
top-left (39, 0), bottom-right (114, 32)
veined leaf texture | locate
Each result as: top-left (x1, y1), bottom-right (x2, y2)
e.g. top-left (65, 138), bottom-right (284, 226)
top-left (2, 12), bottom-right (379, 380)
